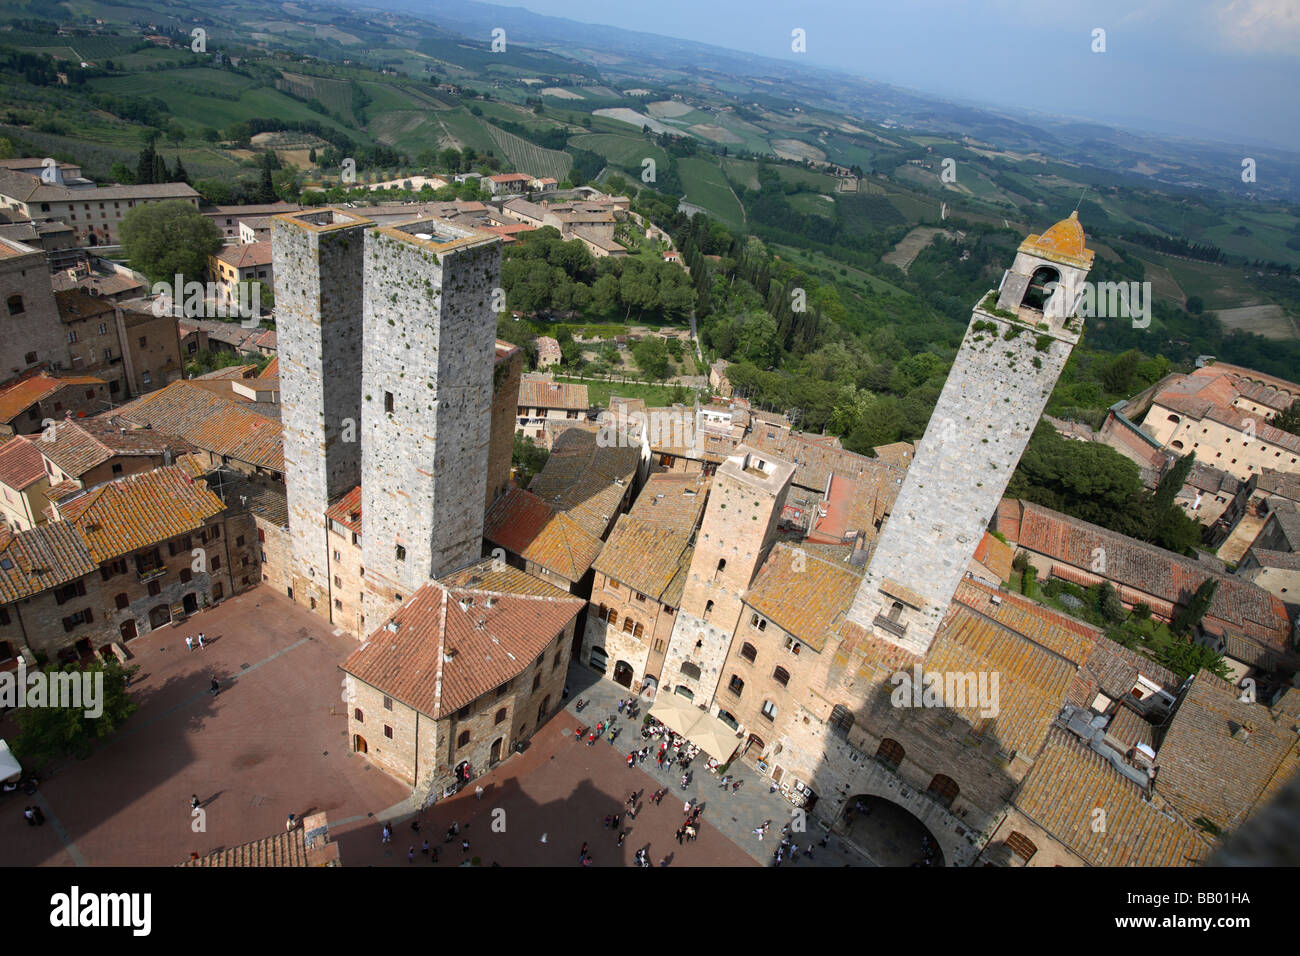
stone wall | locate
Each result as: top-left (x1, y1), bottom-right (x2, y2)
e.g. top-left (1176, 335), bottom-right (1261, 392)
top-left (848, 308), bottom-right (1079, 655)
top-left (0, 242), bottom-right (66, 379)
top-left (488, 345), bottom-right (522, 512)
top-left (273, 212), bottom-right (368, 622)
top-left (361, 225), bottom-right (500, 623)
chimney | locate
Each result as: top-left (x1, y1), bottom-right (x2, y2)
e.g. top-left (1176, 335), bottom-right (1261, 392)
top-left (1232, 722), bottom-right (1252, 742)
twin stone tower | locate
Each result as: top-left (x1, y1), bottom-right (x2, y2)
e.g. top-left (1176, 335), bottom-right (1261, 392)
top-left (270, 206), bottom-right (1094, 671)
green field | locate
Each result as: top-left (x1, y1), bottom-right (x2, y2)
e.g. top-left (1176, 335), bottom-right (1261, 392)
top-left (484, 123), bottom-right (571, 180)
top-left (568, 133), bottom-right (669, 173)
top-left (677, 156), bottom-right (744, 227)
top-left (556, 376), bottom-right (695, 408)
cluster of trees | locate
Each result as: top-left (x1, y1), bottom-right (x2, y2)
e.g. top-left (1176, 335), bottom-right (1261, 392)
top-left (1006, 424), bottom-right (1204, 554)
top-left (500, 228), bottom-right (694, 321)
top-left (1123, 231), bottom-right (1226, 263)
top-left (118, 200), bottom-right (222, 285)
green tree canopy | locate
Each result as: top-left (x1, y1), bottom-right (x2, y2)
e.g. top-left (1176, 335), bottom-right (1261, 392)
top-left (119, 199), bottom-right (223, 285)
top-left (12, 661), bottom-right (138, 763)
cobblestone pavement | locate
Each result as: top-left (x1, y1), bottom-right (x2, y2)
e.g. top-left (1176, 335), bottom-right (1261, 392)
top-left (562, 664), bottom-right (871, 867)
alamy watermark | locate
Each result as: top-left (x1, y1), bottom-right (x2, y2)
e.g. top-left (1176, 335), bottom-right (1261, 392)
top-left (150, 275), bottom-right (265, 328)
top-left (889, 664), bottom-right (1000, 718)
top-left (0, 658), bottom-right (103, 718)
top-left (1043, 279), bottom-right (1151, 328)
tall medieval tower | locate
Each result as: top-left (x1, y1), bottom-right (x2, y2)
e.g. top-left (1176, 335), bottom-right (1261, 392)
top-left (846, 213), bottom-right (1095, 655)
top-left (359, 220), bottom-right (502, 625)
top-left (660, 446), bottom-right (794, 706)
top-left (273, 209), bottom-right (371, 617)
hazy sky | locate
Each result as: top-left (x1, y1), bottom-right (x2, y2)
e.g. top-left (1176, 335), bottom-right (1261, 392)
top-left (488, 0), bottom-right (1300, 151)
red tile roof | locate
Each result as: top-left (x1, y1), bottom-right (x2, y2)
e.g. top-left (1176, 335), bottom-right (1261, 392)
top-left (343, 560), bottom-right (583, 718)
top-left (0, 373), bottom-right (107, 424)
top-left (325, 485), bottom-right (362, 535)
top-left (0, 521), bottom-right (96, 603)
top-left (114, 381), bottom-right (283, 471)
top-left (0, 437), bottom-right (45, 490)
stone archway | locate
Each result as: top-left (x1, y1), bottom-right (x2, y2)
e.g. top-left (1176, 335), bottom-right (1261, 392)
top-left (840, 794), bottom-right (946, 867)
top-left (148, 605), bottom-right (171, 630)
top-left (613, 660), bottom-right (634, 688)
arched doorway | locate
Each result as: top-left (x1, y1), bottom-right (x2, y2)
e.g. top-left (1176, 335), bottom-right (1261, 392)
top-left (589, 646), bottom-right (608, 674)
top-left (148, 605), bottom-right (171, 630)
top-left (119, 620), bottom-right (138, 641)
top-left (354, 735), bottom-right (368, 754)
top-left (613, 660), bottom-right (633, 688)
top-left (489, 737), bottom-right (503, 765)
top-left (182, 592), bottom-right (198, 615)
top-left (841, 794), bottom-right (946, 867)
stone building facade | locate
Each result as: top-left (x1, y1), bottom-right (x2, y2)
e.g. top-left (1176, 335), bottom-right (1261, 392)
top-left (1, 236), bottom-right (66, 381)
top-left (659, 447), bottom-right (792, 706)
top-left (488, 341), bottom-right (523, 511)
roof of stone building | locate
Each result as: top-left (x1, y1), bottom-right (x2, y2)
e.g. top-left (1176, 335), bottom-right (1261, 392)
top-left (1104, 703), bottom-right (1156, 753)
top-left (55, 289), bottom-right (116, 324)
top-left (325, 485), bottom-right (363, 535)
top-left (0, 167), bottom-right (198, 203)
top-left (1067, 632), bottom-right (1183, 710)
top-left (744, 542), bottom-right (864, 652)
top-left (746, 425), bottom-right (902, 494)
top-left (1018, 211), bottom-right (1095, 269)
top-left (1012, 726), bottom-right (1209, 866)
top-left (1233, 378), bottom-right (1294, 412)
top-left (0, 436), bottom-right (46, 490)
top-left (38, 417), bottom-right (190, 479)
top-left (57, 465), bottom-right (226, 563)
top-left (528, 425), bottom-right (638, 538)
top-left (1154, 671), bottom-right (1300, 831)
top-left (921, 603), bottom-right (1082, 757)
top-left (483, 485), bottom-right (605, 583)
top-left (1248, 549), bottom-right (1300, 570)
top-left (1152, 369), bottom-right (1240, 419)
top-left (952, 578), bottom-right (1100, 666)
top-left (113, 381), bottom-right (284, 471)
top-left (209, 471), bottom-right (289, 528)
top-left (0, 373), bottom-right (106, 424)
top-left (214, 241), bottom-right (273, 269)
top-left (259, 356), bottom-right (279, 379)
top-left (518, 375), bottom-right (588, 410)
top-left (343, 560), bottom-right (583, 719)
top-left (0, 521), bottom-right (96, 604)
top-left (872, 441), bottom-right (914, 470)
top-left (592, 474), bottom-right (708, 606)
top-left (1012, 500), bottom-right (1291, 652)
top-left (1255, 468), bottom-right (1300, 502)
top-left (806, 472), bottom-right (900, 545)
top-left (970, 533), bottom-right (1015, 583)
top-left (1181, 461), bottom-right (1240, 498)
top-left (181, 829), bottom-right (308, 867)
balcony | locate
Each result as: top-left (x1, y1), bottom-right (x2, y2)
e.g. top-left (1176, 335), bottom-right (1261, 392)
top-left (138, 566), bottom-right (167, 584)
top-left (873, 614), bottom-right (908, 638)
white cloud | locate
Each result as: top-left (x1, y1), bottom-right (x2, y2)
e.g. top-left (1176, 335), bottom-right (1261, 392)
top-left (1214, 0), bottom-right (1300, 53)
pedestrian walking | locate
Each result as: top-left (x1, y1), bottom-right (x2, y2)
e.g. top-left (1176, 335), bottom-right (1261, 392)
top-left (475, 785), bottom-right (484, 800)
top-left (732, 780), bottom-right (742, 793)
top-left (611, 813), bottom-right (621, 830)
top-left (719, 774), bottom-right (729, 789)
top-left (675, 827), bottom-right (684, 845)
top-left (23, 806), bottom-right (35, 826)
top-left (578, 841), bottom-right (588, 863)
top-left (286, 812), bottom-right (296, 832)
top-left (421, 840), bottom-right (430, 855)
top-left (190, 794), bottom-right (200, 811)
top-left (197, 632), bottom-right (206, 649)
top-left (408, 846), bottom-right (415, 863)
top-left (588, 732), bottom-right (596, 745)
top-left (186, 635), bottom-right (194, 652)
top-left (461, 839), bottom-right (470, 854)
top-left (617, 830), bottom-right (626, 847)
top-left (617, 698), bottom-right (625, 714)
top-left (681, 773), bottom-right (689, 791)
top-left (603, 814), bottom-right (612, 829)
top-left (683, 799), bottom-right (691, 814)
top-left (381, 824), bottom-right (391, 844)
top-left (209, 676), bottom-right (220, 697)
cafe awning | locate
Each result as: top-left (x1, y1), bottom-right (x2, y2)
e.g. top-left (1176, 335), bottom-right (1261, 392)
top-left (647, 699), bottom-right (742, 762)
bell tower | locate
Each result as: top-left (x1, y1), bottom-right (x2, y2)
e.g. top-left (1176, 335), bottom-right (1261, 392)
top-left (845, 213), bottom-right (1095, 655)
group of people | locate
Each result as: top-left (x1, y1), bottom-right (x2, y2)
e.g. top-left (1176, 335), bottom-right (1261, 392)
top-left (184, 633), bottom-right (208, 652)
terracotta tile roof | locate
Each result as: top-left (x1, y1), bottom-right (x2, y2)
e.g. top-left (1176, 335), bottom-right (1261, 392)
top-left (1255, 468), bottom-right (1300, 502)
top-left (181, 829), bottom-right (308, 867)
top-left (1155, 671), bottom-right (1300, 830)
top-left (214, 241), bottom-right (273, 269)
top-left (258, 356), bottom-right (279, 380)
top-left (1014, 500), bottom-right (1292, 654)
top-left (528, 425), bottom-right (638, 538)
top-left (971, 532), bottom-right (1014, 582)
top-left (518, 375), bottom-right (588, 411)
top-left (745, 542), bottom-right (864, 652)
top-left (37, 417), bottom-right (190, 479)
top-left (0, 373), bottom-right (107, 424)
top-left (0, 521), bottom-right (96, 603)
top-left (483, 486), bottom-right (604, 583)
top-left (922, 603), bottom-right (1081, 757)
top-left (343, 560), bottom-right (584, 718)
top-left (747, 425), bottom-right (902, 494)
top-left (325, 485), bottom-right (362, 535)
top-left (113, 381), bottom-right (284, 471)
top-left (0, 437), bottom-right (46, 490)
top-left (952, 578), bottom-right (1100, 666)
top-left (872, 441), bottom-right (914, 469)
top-left (209, 471), bottom-right (289, 528)
top-left (1013, 727), bottom-right (1209, 866)
top-left (57, 465), bottom-right (226, 563)
top-left (806, 472), bottom-right (899, 545)
top-left (1065, 628), bottom-right (1182, 710)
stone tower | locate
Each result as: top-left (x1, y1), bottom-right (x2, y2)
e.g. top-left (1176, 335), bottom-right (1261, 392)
top-left (660, 446), bottom-right (794, 706)
top-left (846, 213), bottom-right (1095, 655)
top-left (360, 219), bottom-right (502, 626)
top-left (273, 209), bottom-right (371, 617)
